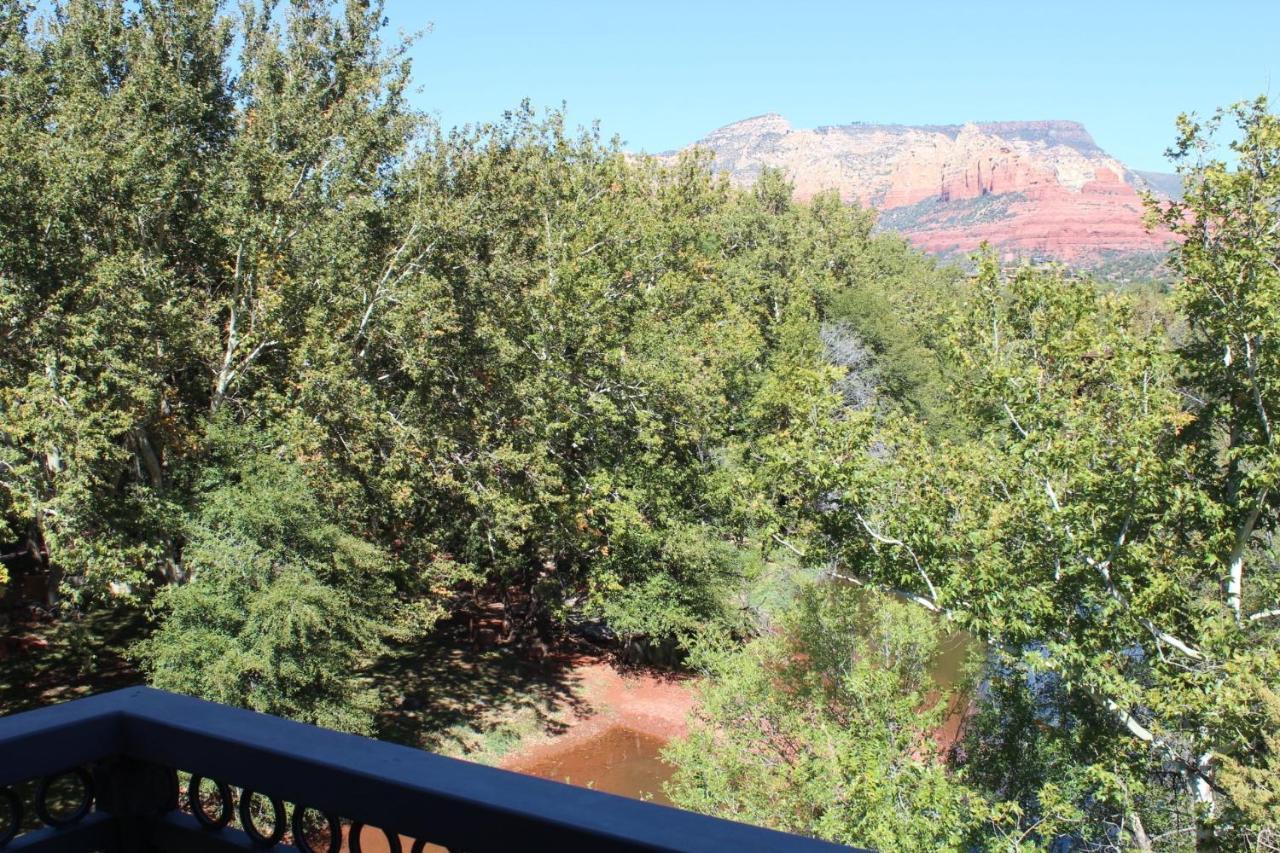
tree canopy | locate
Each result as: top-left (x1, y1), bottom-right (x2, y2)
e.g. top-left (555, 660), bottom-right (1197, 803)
top-left (2, 3), bottom-right (1277, 849)
top-left (700, 98), bottom-right (1280, 849)
top-left (0, 0), bottom-right (955, 725)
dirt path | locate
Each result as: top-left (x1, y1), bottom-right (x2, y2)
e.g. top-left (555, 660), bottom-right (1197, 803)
top-left (499, 655), bottom-right (697, 772)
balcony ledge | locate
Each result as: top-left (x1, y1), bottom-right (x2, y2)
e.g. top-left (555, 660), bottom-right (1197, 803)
top-left (0, 687), bottom-right (859, 852)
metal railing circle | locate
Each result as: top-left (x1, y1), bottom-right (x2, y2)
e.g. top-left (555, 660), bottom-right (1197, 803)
top-left (291, 804), bottom-right (341, 853)
top-left (33, 767), bottom-right (93, 827)
top-left (187, 775), bottom-right (233, 830)
top-left (349, 821), bottom-right (403, 853)
top-left (238, 789), bottom-right (286, 847)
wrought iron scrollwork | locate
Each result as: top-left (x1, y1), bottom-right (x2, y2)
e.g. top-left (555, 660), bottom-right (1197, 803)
top-left (175, 775), bottom-right (445, 852)
top-left (0, 764), bottom-right (454, 853)
top-left (0, 766), bottom-right (98, 848)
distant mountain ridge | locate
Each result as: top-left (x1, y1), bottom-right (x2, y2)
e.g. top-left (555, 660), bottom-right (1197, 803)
top-left (658, 114), bottom-right (1179, 273)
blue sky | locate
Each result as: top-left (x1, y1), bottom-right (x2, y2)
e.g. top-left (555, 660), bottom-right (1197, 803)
top-left (385, 0), bottom-right (1279, 173)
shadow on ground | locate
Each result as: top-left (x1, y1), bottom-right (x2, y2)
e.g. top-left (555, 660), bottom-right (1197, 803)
top-left (0, 604), bottom-right (148, 716)
top-left (1, 601), bottom-right (606, 769)
top-left (370, 618), bottom-right (597, 761)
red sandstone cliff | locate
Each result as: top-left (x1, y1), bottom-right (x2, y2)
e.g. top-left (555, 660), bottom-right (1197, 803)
top-left (657, 115), bottom-right (1177, 269)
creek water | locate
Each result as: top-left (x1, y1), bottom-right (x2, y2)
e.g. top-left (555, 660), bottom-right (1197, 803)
top-left (315, 738), bottom-right (667, 851)
top-left (515, 726), bottom-right (675, 806)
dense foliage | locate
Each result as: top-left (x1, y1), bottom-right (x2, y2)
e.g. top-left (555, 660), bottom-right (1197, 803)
top-left (678, 99), bottom-right (1279, 849)
top-left (2, 2), bottom-right (1277, 849)
top-left (0, 0), bottom-right (952, 730)
top-left (666, 588), bottom-right (994, 850)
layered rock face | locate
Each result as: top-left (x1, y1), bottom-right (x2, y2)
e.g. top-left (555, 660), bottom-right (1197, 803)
top-left (661, 115), bottom-right (1177, 267)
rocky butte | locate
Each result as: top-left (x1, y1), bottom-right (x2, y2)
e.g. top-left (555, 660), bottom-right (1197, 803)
top-left (657, 114), bottom-right (1180, 273)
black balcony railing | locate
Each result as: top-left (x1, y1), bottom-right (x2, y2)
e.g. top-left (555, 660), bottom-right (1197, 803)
top-left (0, 687), bottom-right (858, 852)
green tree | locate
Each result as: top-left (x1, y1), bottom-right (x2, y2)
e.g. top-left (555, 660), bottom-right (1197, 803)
top-left (0, 0), bottom-right (232, 599)
top-left (2, 0), bottom-right (894, 731)
top-left (0, 0), bottom-right (431, 598)
top-left (1155, 96), bottom-right (1280, 629)
top-left (798, 240), bottom-right (1279, 845)
top-left (1, 0), bottom-right (441, 729)
top-left (137, 421), bottom-right (395, 734)
top-left (821, 222), bottom-right (964, 427)
top-left (345, 122), bottom-right (856, 648)
top-left (710, 103), bottom-right (1280, 843)
top-left (665, 587), bottom-right (993, 850)
top-left (1218, 680), bottom-right (1280, 849)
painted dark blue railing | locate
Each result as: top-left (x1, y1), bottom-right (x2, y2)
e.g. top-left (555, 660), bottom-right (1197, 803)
top-left (0, 687), bottom-right (858, 852)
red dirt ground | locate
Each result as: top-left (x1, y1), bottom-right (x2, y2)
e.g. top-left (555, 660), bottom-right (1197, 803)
top-left (499, 655), bottom-right (698, 772)
top-left (348, 654), bottom-right (698, 852)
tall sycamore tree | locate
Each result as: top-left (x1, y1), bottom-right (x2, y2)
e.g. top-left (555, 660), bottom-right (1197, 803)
top-left (780, 99), bottom-right (1280, 847)
top-left (0, 0), bottom-right (233, 598)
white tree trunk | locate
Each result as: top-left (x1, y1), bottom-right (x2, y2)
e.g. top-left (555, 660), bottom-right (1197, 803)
top-left (1226, 493), bottom-right (1265, 623)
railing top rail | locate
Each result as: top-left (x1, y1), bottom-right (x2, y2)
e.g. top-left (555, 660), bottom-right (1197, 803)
top-left (0, 688), bottom-right (859, 852)
top-left (0, 691), bottom-right (132, 788)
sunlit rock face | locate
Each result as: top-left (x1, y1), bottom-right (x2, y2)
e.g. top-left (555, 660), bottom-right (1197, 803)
top-left (657, 115), bottom-right (1179, 267)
